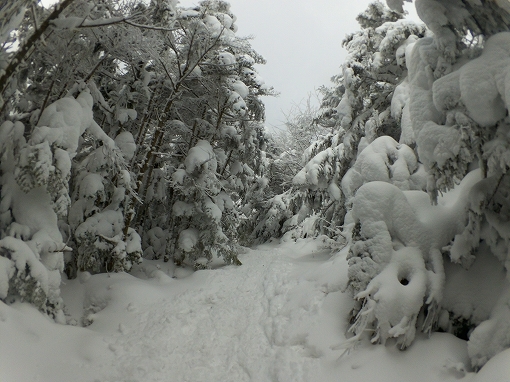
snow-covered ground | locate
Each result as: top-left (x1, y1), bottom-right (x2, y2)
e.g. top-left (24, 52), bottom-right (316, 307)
top-left (1, 239), bottom-right (509, 381)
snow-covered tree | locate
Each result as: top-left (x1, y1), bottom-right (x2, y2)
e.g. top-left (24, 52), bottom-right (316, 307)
top-left (0, 0), bottom-right (272, 318)
top-left (120, 0), bottom-right (273, 268)
top-left (252, 2), bottom-right (426, 243)
top-left (343, 0), bottom-right (510, 369)
top-left (267, 95), bottom-right (330, 195)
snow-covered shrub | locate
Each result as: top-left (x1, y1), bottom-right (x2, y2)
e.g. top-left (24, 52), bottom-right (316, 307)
top-left (341, 0), bottom-right (510, 368)
top-left (68, 134), bottom-right (142, 276)
top-left (345, 181), bottom-right (445, 348)
top-left (0, 120), bottom-right (67, 322)
top-left (169, 140), bottom-right (241, 267)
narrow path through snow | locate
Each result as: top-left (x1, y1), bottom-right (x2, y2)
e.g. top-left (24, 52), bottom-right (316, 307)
top-left (99, 245), bottom-right (327, 382)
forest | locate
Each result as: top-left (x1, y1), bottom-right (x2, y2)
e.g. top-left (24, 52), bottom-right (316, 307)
top-left (1, 0), bottom-right (510, 380)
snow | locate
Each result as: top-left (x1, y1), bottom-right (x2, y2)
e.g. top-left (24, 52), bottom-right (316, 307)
top-left (33, 89), bottom-right (115, 155)
top-left (203, 15), bottom-right (223, 38)
top-left (217, 13), bottom-right (234, 29)
top-left (179, 9), bottom-right (200, 19)
top-left (204, 197), bottom-right (222, 222)
top-left (335, 93), bottom-right (353, 128)
top-left (218, 51), bottom-right (236, 65)
top-left (229, 160), bottom-right (243, 175)
top-left (143, 227), bottom-right (167, 260)
top-left (184, 140), bottom-right (217, 174)
top-left (228, 90), bottom-right (247, 116)
top-left (341, 136), bottom-right (425, 200)
top-left (114, 131), bottom-right (136, 161)
top-left (355, 246), bottom-right (428, 349)
top-left (226, 77), bottom-right (250, 98)
top-left (178, 228), bottom-right (199, 252)
top-left (78, 173), bottom-right (103, 199)
top-left (75, 210), bottom-right (123, 241)
top-left (469, 347), bottom-right (510, 381)
top-left (172, 168), bottom-right (187, 185)
top-left (0, 237), bottom-right (50, 295)
top-left (0, 256), bottom-right (14, 299)
top-left (53, 148), bottom-right (71, 178)
top-left (442, 245), bottom-right (508, 325)
top-left (172, 200), bottom-right (194, 217)
top-left (7, 174), bottom-right (62, 242)
top-left (468, 285), bottom-right (510, 370)
top-left (433, 32), bottom-right (510, 127)
top-left (2, 239), bottom-right (505, 381)
top-left (293, 147), bottom-right (335, 188)
top-left (116, 108), bottom-right (137, 125)
top-left (242, 67), bottom-right (266, 88)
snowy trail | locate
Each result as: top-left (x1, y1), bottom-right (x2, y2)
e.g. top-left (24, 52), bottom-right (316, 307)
top-left (97, 245), bottom-right (327, 382)
top-left (1, 240), bottom-right (492, 382)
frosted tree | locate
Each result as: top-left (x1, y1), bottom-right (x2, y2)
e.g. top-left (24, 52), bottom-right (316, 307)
top-left (0, 118), bottom-right (68, 322)
top-left (342, 0), bottom-right (510, 369)
top-left (252, 2), bottom-right (425, 243)
top-left (0, 0), bottom-right (179, 316)
top-left (116, 0), bottom-right (274, 268)
top-left (0, 83), bottom-right (123, 320)
top-left (267, 95), bottom-right (330, 195)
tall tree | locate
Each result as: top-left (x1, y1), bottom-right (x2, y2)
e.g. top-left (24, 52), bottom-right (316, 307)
top-left (252, 2), bottom-right (425, 244)
top-left (344, 0), bottom-right (510, 369)
top-left (0, 0), bottom-right (273, 317)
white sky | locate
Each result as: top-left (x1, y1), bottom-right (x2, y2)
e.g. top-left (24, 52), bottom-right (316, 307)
top-left (180, 0), bottom-right (419, 132)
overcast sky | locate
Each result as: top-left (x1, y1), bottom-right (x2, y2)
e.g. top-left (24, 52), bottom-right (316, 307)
top-left (180, 0), bottom-right (418, 132)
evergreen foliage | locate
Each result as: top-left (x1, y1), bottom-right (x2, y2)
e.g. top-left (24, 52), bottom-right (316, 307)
top-left (1, 0), bottom-right (510, 371)
top-left (0, 0), bottom-right (272, 316)
top-left (253, 2), bottom-right (426, 243)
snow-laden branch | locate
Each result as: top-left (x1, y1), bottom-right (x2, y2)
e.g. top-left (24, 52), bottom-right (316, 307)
top-left (51, 15), bottom-right (178, 32)
top-left (0, 0), bottom-right (76, 98)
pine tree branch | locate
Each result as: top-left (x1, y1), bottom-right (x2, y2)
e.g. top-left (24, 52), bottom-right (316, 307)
top-left (0, 0), bottom-right (76, 96)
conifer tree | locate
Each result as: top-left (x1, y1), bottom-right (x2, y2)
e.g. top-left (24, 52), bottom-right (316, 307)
top-left (253, 2), bottom-right (425, 243)
top-left (343, 0), bottom-right (510, 367)
top-left (0, 0), bottom-right (273, 316)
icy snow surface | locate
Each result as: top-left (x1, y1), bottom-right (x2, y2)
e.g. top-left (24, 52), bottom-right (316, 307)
top-left (1, 240), bottom-right (506, 381)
